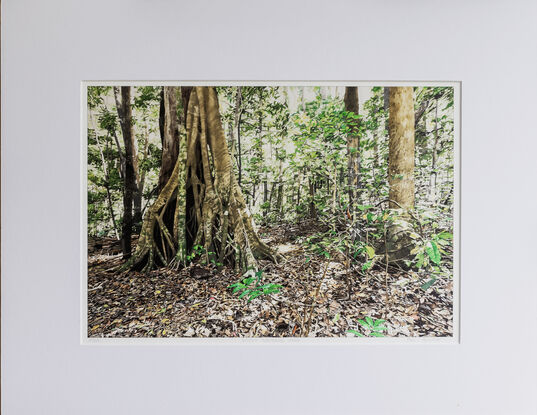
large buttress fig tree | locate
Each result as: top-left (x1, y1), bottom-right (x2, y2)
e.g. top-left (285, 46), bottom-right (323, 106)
top-left (124, 87), bottom-right (279, 272)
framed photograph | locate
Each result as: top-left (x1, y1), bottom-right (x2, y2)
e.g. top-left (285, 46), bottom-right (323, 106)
top-left (82, 81), bottom-right (460, 343)
top-left (3, 1), bottom-right (536, 414)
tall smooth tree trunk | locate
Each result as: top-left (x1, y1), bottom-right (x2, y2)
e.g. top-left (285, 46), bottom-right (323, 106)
top-left (344, 87), bottom-right (360, 214)
top-left (114, 86), bottom-right (139, 259)
top-left (388, 87), bottom-right (415, 209)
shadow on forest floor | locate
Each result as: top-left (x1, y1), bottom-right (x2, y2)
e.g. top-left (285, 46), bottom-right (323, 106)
top-left (87, 220), bottom-right (453, 338)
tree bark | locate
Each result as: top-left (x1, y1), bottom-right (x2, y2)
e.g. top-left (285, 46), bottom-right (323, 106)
top-left (344, 87), bottom-right (360, 213)
top-left (308, 176), bottom-right (316, 218)
top-left (388, 87), bottom-right (415, 209)
top-left (236, 95), bottom-right (243, 186)
top-left (135, 121), bottom-right (151, 225)
top-left (158, 87), bottom-right (180, 192)
top-left (430, 98), bottom-right (440, 203)
top-left (114, 86), bottom-right (139, 259)
top-left (124, 87), bottom-right (278, 272)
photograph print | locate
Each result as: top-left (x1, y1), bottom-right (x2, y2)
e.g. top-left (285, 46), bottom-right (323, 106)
top-left (85, 84), bottom-right (458, 339)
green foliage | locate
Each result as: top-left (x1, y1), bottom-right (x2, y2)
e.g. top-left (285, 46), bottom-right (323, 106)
top-left (348, 317), bottom-right (387, 337)
top-left (411, 230), bottom-right (452, 270)
top-left (87, 86), bottom-right (162, 237)
top-left (228, 270), bottom-right (282, 303)
top-left (88, 85), bottom-right (455, 285)
top-left (186, 244), bottom-right (204, 262)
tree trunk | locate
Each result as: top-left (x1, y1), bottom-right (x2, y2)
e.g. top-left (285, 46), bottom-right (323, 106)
top-left (344, 87), bottom-right (360, 214)
top-left (308, 177), bottom-right (316, 218)
top-left (158, 87), bottom-right (180, 192)
top-left (124, 87), bottom-right (278, 272)
top-left (263, 180), bottom-right (268, 218)
top-left (276, 182), bottom-right (284, 220)
top-left (430, 98), bottom-right (440, 203)
top-left (91, 121), bottom-right (120, 240)
top-left (382, 87), bottom-right (417, 266)
top-left (296, 173), bottom-right (301, 208)
top-left (236, 92), bottom-right (243, 185)
top-left (135, 121), bottom-right (151, 228)
top-left (388, 87), bottom-right (415, 209)
top-left (114, 86), bottom-right (139, 259)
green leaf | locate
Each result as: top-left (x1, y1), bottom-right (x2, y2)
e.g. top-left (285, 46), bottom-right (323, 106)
top-left (373, 326), bottom-right (387, 331)
top-left (421, 277), bottom-right (437, 291)
top-left (347, 329), bottom-right (364, 337)
top-left (247, 290), bottom-right (263, 302)
top-left (232, 285), bottom-right (244, 293)
top-left (425, 241), bottom-right (441, 264)
top-left (242, 276), bottom-right (255, 286)
top-left (365, 316), bottom-right (374, 327)
top-left (437, 231), bottom-right (453, 240)
top-left (371, 332), bottom-right (385, 337)
top-left (365, 246), bottom-right (376, 259)
top-left (362, 260), bottom-right (373, 272)
top-left (416, 252), bottom-right (425, 269)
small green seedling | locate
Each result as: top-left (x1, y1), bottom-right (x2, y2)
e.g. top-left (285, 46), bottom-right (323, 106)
top-left (228, 270), bottom-right (282, 303)
top-left (348, 316), bottom-right (387, 337)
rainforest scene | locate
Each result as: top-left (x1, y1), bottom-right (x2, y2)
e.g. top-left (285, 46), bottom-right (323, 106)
top-left (86, 84), bottom-right (456, 338)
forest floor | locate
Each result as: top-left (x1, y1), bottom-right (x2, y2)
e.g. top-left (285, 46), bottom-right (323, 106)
top-left (88, 220), bottom-right (453, 338)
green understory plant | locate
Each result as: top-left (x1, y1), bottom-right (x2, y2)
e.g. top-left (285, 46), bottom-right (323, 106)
top-left (409, 230), bottom-right (453, 290)
top-left (347, 316), bottom-right (387, 337)
top-left (228, 270), bottom-right (282, 302)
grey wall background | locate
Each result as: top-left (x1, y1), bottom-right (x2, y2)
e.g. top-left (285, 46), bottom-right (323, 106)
top-left (2, 0), bottom-right (536, 414)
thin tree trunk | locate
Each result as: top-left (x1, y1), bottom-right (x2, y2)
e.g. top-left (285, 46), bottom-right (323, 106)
top-left (133, 132), bottom-right (147, 229)
top-left (308, 176), bottom-right (316, 218)
top-left (296, 173), bottom-right (301, 208)
top-left (135, 121), bottom-right (151, 226)
top-left (276, 182), bottom-right (284, 220)
top-left (114, 86), bottom-right (139, 259)
top-left (91, 120), bottom-right (120, 240)
top-left (344, 87), bottom-right (360, 214)
top-left (430, 98), bottom-right (440, 203)
top-left (263, 181), bottom-right (268, 218)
